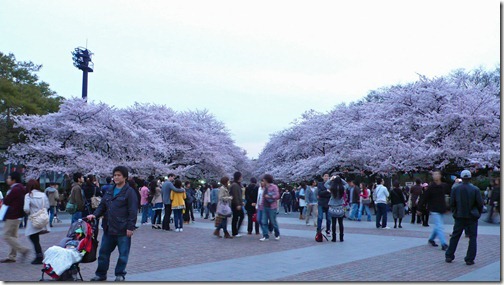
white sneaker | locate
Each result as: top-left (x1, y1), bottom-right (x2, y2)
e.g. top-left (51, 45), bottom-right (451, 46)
top-left (180, 228), bottom-right (183, 232)
top-left (175, 228), bottom-right (180, 232)
top-left (275, 236), bottom-right (280, 241)
top-left (259, 237), bottom-right (269, 242)
top-left (382, 227), bottom-right (391, 230)
top-left (234, 234), bottom-right (243, 238)
top-left (306, 223), bottom-right (310, 226)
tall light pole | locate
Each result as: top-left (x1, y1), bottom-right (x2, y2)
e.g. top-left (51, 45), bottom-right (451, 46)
top-left (71, 47), bottom-right (94, 101)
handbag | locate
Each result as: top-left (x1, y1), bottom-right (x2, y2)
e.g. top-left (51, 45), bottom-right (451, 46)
top-left (216, 200), bottom-right (232, 217)
top-left (91, 187), bottom-right (101, 209)
top-left (66, 201), bottom-right (77, 214)
top-left (328, 205), bottom-right (344, 218)
top-left (29, 195), bottom-right (49, 229)
top-left (252, 213), bottom-right (257, 223)
top-left (0, 204), bottom-right (9, 221)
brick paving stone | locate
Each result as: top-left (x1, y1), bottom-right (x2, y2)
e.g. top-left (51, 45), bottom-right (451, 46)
top-left (0, 220), bottom-right (315, 281)
top-left (274, 234), bottom-right (500, 282)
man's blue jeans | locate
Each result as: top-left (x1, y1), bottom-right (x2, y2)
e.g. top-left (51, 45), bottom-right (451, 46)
top-left (48, 206), bottom-right (56, 226)
top-left (358, 203), bottom-right (372, 221)
top-left (71, 211), bottom-right (82, 224)
top-left (429, 212), bottom-right (447, 245)
top-left (261, 208), bottom-right (279, 239)
top-left (376, 203), bottom-right (388, 228)
top-left (141, 204), bottom-right (149, 224)
top-left (349, 203), bottom-right (359, 220)
top-left (96, 233), bottom-right (131, 278)
top-left (257, 209), bottom-right (273, 234)
top-left (317, 205), bottom-right (330, 232)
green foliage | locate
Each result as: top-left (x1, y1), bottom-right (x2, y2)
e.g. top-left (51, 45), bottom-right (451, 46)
top-left (0, 52), bottom-right (63, 151)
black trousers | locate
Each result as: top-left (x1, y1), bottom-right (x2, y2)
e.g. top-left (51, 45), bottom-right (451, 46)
top-left (331, 217), bottom-right (344, 236)
top-left (183, 203), bottom-right (194, 222)
top-left (246, 207), bottom-right (260, 234)
top-left (152, 209), bottom-right (162, 224)
top-left (421, 210), bottom-right (429, 226)
top-left (231, 208), bottom-right (244, 236)
top-left (206, 203), bottom-right (216, 218)
top-left (283, 203), bottom-right (291, 213)
top-left (446, 218), bottom-right (478, 262)
top-left (411, 206), bottom-right (422, 223)
top-left (29, 233), bottom-right (42, 255)
top-left (162, 204), bottom-right (172, 230)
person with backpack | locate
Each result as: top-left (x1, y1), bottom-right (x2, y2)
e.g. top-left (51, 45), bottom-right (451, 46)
top-left (374, 178), bottom-right (390, 229)
top-left (325, 176), bottom-right (346, 242)
top-left (357, 183), bottom-right (372, 222)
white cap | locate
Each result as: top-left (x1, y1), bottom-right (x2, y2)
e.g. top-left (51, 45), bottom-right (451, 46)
top-left (460, 170), bottom-right (472, 179)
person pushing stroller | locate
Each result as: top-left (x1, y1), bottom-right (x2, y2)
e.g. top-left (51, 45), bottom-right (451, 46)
top-left (87, 166), bottom-right (139, 282)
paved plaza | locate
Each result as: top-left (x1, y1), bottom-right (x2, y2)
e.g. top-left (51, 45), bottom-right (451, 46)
top-left (0, 211), bottom-right (500, 282)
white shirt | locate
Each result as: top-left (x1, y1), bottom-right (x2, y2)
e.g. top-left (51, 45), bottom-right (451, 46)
top-left (375, 185), bottom-right (389, 204)
top-left (256, 187), bottom-right (264, 210)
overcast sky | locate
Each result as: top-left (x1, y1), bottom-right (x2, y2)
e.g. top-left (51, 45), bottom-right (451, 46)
top-left (0, 0), bottom-right (499, 159)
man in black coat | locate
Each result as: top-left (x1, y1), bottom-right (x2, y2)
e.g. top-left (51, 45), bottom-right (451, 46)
top-left (245, 178), bottom-right (259, 235)
top-left (445, 170), bottom-right (483, 265)
top-left (316, 173), bottom-right (332, 235)
top-left (88, 166), bottom-right (138, 281)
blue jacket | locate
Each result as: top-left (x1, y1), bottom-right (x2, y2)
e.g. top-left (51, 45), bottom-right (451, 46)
top-left (306, 187), bottom-right (318, 204)
top-left (161, 181), bottom-right (184, 205)
top-left (93, 183), bottom-right (138, 236)
top-left (210, 188), bottom-right (219, 204)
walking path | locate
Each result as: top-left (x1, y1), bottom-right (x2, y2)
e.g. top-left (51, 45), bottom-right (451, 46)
top-left (0, 211), bottom-right (500, 281)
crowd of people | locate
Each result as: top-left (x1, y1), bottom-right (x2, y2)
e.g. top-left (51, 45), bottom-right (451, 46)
top-left (0, 167), bottom-right (499, 280)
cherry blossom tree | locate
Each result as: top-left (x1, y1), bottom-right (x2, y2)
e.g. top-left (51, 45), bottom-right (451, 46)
top-left (5, 99), bottom-right (252, 180)
top-left (255, 68), bottom-right (500, 182)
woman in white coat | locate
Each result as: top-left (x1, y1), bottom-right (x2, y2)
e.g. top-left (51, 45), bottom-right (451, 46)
top-left (24, 179), bottom-right (50, 264)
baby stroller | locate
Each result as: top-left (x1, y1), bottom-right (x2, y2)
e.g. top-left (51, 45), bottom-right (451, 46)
top-left (40, 218), bottom-right (99, 281)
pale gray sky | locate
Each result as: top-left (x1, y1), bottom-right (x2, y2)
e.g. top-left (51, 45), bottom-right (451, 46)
top-left (0, 0), bottom-right (499, 158)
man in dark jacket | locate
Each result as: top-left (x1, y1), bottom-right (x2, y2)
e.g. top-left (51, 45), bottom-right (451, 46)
top-left (88, 166), bottom-right (138, 281)
top-left (245, 178), bottom-right (259, 235)
top-left (409, 179), bottom-right (423, 224)
top-left (419, 171), bottom-right (450, 250)
top-left (347, 180), bottom-right (361, 221)
top-left (316, 173), bottom-right (332, 235)
top-left (229, 171), bottom-right (244, 237)
top-left (69, 173), bottom-right (85, 223)
top-left (1, 172), bottom-right (29, 263)
top-left (183, 182), bottom-right (195, 224)
top-left (445, 170), bottom-right (483, 265)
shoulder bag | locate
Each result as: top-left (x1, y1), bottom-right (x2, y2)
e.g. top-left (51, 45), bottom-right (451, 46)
top-left (216, 200), bottom-right (232, 217)
top-left (91, 187), bottom-right (102, 209)
top-left (29, 194), bottom-right (49, 229)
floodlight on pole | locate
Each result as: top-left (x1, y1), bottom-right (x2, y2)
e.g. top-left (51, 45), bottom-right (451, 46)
top-left (71, 47), bottom-right (94, 102)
